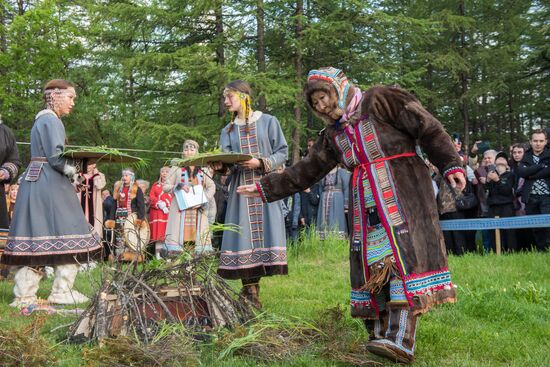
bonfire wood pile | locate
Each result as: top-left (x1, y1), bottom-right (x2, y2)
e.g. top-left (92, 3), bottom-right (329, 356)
top-left (68, 255), bottom-right (255, 344)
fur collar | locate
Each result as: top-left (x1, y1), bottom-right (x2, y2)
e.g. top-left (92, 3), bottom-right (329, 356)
top-left (113, 181), bottom-right (139, 200)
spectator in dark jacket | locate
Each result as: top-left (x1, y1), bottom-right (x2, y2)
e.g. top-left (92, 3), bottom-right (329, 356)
top-left (283, 192), bottom-right (301, 242)
top-left (300, 183), bottom-right (320, 229)
top-left (102, 189), bottom-right (116, 260)
top-left (486, 153), bottom-right (517, 251)
top-left (516, 129), bottom-right (550, 251)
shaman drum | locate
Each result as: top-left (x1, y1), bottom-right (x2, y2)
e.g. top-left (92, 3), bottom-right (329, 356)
top-left (122, 213), bottom-right (150, 254)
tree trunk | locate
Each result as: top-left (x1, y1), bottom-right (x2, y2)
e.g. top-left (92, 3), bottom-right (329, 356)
top-left (508, 92), bottom-right (514, 144)
top-left (292, 0), bottom-right (304, 164)
top-left (458, 0), bottom-right (470, 151)
top-left (0, 5), bottom-right (6, 53)
top-left (17, 1), bottom-right (26, 15)
top-left (256, 0), bottom-right (266, 111)
top-left (426, 63), bottom-right (434, 112)
top-left (215, 1), bottom-right (225, 118)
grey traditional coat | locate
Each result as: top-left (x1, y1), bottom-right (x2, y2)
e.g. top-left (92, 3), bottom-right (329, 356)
top-left (217, 111), bottom-right (288, 279)
top-left (2, 110), bottom-right (102, 266)
top-left (317, 167), bottom-right (350, 239)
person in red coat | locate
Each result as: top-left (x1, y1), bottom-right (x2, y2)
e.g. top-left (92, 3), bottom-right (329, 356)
top-left (149, 166), bottom-right (172, 258)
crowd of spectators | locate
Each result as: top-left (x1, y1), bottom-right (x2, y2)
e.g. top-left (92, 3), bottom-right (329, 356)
top-left (430, 129), bottom-right (550, 255)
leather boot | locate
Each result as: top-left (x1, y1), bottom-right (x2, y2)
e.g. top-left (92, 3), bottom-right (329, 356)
top-left (10, 266), bottom-right (43, 308)
top-left (366, 304), bottom-right (417, 364)
top-left (364, 310), bottom-right (388, 341)
top-left (240, 282), bottom-right (262, 309)
top-left (47, 264), bottom-right (89, 304)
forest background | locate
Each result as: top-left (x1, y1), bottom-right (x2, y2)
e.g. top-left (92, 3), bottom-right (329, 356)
top-left (0, 0), bottom-right (548, 181)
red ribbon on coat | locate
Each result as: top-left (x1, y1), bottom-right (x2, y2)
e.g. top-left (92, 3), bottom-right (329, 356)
top-left (352, 152), bottom-right (417, 187)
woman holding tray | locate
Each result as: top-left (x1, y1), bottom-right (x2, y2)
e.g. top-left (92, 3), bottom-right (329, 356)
top-left (3, 79), bottom-right (102, 307)
top-left (163, 140), bottom-right (215, 256)
top-left (211, 80), bottom-right (288, 308)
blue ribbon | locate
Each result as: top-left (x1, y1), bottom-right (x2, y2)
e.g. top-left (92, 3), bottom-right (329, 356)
top-left (440, 214), bottom-right (550, 231)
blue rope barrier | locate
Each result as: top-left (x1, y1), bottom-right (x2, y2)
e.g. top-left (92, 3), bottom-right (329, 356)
top-left (439, 214), bottom-right (550, 231)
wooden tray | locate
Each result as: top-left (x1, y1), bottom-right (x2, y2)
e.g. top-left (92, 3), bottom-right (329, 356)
top-left (62, 150), bottom-right (141, 164)
top-left (176, 152), bottom-right (252, 167)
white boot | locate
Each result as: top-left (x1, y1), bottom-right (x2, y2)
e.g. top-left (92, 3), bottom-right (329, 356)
top-left (47, 264), bottom-right (89, 304)
top-left (10, 267), bottom-right (43, 308)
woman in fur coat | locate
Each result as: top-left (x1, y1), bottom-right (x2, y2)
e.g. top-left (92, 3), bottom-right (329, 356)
top-left (238, 67), bottom-right (465, 363)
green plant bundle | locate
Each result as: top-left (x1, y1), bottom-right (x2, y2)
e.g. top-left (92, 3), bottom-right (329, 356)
top-left (61, 145), bottom-right (148, 170)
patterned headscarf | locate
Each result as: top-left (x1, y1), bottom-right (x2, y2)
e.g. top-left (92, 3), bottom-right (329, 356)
top-left (307, 67), bottom-right (351, 111)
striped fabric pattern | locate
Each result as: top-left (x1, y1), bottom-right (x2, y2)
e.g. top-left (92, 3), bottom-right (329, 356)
top-left (351, 288), bottom-right (373, 308)
top-left (404, 268), bottom-right (452, 295)
top-left (389, 277), bottom-right (408, 302)
top-left (366, 224), bottom-right (393, 266)
top-left (238, 123), bottom-right (264, 249)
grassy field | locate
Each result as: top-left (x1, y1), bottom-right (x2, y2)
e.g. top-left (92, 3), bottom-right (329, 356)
top-left (0, 233), bottom-right (549, 366)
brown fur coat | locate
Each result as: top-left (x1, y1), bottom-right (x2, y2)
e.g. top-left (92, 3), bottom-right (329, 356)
top-left (259, 86), bottom-right (462, 317)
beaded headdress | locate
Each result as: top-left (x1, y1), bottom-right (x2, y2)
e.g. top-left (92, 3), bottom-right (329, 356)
top-left (307, 67), bottom-right (350, 111)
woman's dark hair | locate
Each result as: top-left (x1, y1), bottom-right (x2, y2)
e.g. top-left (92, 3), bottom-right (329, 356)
top-left (44, 79), bottom-right (73, 91)
top-left (226, 80), bottom-right (252, 96)
top-left (185, 166), bottom-right (201, 179)
top-left (511, 143), bottom-right (526, 151)
top-left (303, 79), bottom-right (334, 110)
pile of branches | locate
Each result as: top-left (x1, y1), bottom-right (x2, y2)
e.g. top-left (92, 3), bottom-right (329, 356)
top-left (68, 253), bottom-right (255, 344)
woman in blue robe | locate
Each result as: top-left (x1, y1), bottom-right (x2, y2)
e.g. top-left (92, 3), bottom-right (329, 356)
top-left (2, 79), bottom-right (101, 307)
top-left (213, 80), bottom-right (288, 308)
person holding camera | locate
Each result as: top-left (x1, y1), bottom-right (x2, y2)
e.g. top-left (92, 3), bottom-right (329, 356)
top-left (516, 129), bottom-right (550, 251)
top-left (474, 149), bottom-right (498, 251)
top-left (486, 153), bottom-right (517, 252)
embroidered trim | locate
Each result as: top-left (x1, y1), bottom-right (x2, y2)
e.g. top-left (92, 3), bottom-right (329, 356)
top-left (5, 234), bottom-right (101, 256)
top-left (351, 288), bottom-right (373, 307)
top-left (390, 278), bottom-right (408, 302)
top-left (260, 157), bottom-right (273, 173)
top-left (404, 268), bottom-right (453, 296)
top-left (256, 182), bottom-right (267, 202)
top-left (376, 336), bottom-right (414, 355)
top-left (443, 166), bottom-right (465, 178)
top-left (238, 123), bottom-right (265, 249)
top-left (1, 162), bottom-right (18, 181)
top-left (219, 247), bottom-right (287, 269)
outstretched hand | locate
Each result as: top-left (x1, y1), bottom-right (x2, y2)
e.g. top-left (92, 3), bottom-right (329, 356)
top-left (447, 171), bottom-right (466, 191)
top-left (236, 184), bottom-right (260, 198)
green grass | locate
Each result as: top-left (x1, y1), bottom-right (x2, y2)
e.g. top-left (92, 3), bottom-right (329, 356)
top-left (0, 233), bottom-right (549, 366)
